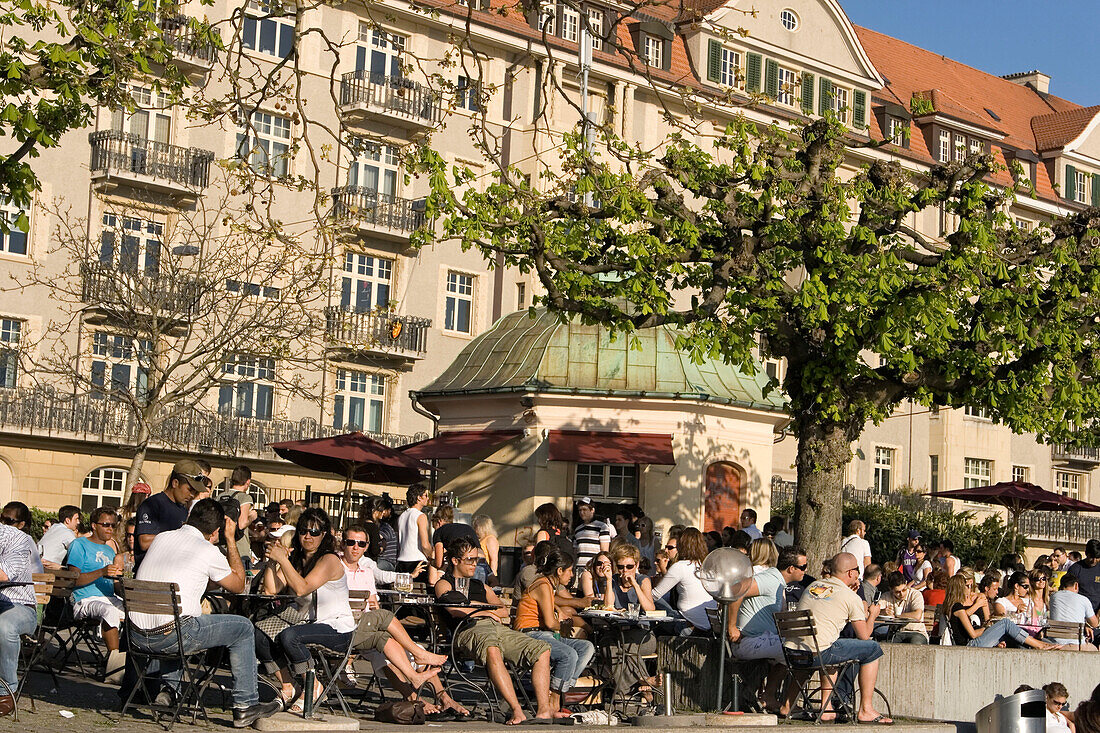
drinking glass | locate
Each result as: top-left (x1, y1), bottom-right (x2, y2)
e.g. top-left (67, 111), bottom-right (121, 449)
top-left (627, 603), bottom-right (638, 619)
top-left (395, 572), bottom-right (413, 594)
top-left (454, 576), bottom-right (470, 598)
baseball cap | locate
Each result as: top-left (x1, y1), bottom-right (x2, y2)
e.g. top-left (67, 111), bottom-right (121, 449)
top-left (575, 497), bottom-right (593, 506)
top-left (130, 482), bottom-right (152, 495)
top-left (907, 529), bottom-right (921, 539)
top-left (172, 459), bottom-right (210, 493)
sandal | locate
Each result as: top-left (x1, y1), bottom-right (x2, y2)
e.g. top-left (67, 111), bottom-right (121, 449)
top-left (288, 681), bottom-right (325, 714)
top-left (276, 684), bottom-right (300, 712)
top-left (857, 713), bottom-right (894, 725)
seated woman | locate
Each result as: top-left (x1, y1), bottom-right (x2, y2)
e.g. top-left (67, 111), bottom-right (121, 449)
top-left (514, 547), bottom-right (596, 716)
top-left (996, 571), bottom-right (1034, 618)
top-left (651, 528), bottom-right (717, 634)
top-left (260, 509), bottom-right (445, 713)
top-left (940, 575), bottom-right (1059, 650)
top-left (594, 543), bottom-right (660, 701)
top-left (578, 552), bottom-right (612, 600)
top-left (1025, 568), bottom-right (1052, 634)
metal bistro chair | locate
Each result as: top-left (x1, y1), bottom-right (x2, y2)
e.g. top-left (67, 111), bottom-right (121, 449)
top-left (5, 573), bottom-right (58, 720)
top-left (773, 609), bottom-right (892, 724)
top-left (1044, 620), bottom-right (1088, 650)
top-left (120, 579), bottom-right (221, 730)
top-left (52, 569), bottom-right (111, 679)
top-left (304, 589), bottom-right (373, 716)
top-left (704, 605), bottom-right (767, 712)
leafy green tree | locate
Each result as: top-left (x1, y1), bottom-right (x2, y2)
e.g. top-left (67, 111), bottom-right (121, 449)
top-left (416, 115), bottom-right (1100, 565)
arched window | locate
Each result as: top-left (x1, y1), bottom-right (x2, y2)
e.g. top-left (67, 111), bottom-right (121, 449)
top-left (704, 462), bottom-right (743, 533)
top-left (217, 477), bottom-right (268, 508)
top-left (81, 467), bottom-right (127, 513)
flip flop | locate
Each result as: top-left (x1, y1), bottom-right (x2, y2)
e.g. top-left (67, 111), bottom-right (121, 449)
top-left (518, 718), bottom-right (554, 725)
top-left (857, 714), bottom-right (895, 725)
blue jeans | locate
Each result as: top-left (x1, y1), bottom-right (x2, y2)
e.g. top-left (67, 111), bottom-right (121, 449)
top-left (275, 623), bottom-right (352, 675)
top-left (0, 600), bottom-right (36, 688)
top-left (129, 615), bottom-right (259, 709)
top-left (816, 638), bottom-right (883, 711)
top-left (527, 631), bottom-right (595, 693)
top-left (967, 618), bottom-right (1029, 648)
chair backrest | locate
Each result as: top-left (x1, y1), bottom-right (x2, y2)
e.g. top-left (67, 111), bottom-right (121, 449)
top-left (773, 609), bottom-right (822, 657)
top-left (48, 567), bottom-right (79, 600)
top-left (1045, 620), bottom-right (1085, 649)
top-left (349, 590), bottom-right (371, 622)
top-left (922, 607), bottom-right (939, 638)
top-left (32, 572), bottom-right (55, 606)
top-left (121, 578), bottom-right (183, 620)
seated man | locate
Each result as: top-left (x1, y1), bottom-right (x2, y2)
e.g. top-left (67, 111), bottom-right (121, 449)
top-left (131, 499), bottom-right (280, 728)
top-left (0, 502), bottom-right (41, 716)
top-left (435, 537), bottom-right (553, 725)
top-left (37, 504), bottom-right (81, 570)
top-left (1049, 573), bottom-right (1100, 647)
top-left (782, 552), bottom-right (892, 724)
top-left (875, 571), bottom-right (928, 644)
top-left (67, 506), bottom-right (128, 679)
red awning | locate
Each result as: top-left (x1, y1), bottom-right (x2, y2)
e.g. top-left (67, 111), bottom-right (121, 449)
top-left (547, 430), bottom-right (675, 465)
top-left (398, 430), bottom-right (523, 460)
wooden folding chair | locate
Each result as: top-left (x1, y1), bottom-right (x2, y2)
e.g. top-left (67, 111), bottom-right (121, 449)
top-left (305, 589), bottom-right (372, 717)
top-left (15, 572), bottom-right (65, 712)
top-left (1045, 620), bottom-right (1087, 650)
top-left (119, 579), bottom-right (220, 731)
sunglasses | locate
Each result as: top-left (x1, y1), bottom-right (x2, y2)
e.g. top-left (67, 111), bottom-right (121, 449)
top-left (458, 556), bottom-right (478, 565)
top-left (344, 539), bottom-right (368, 548)
top-left (616, 563), bottom-right (636, 570)
top-left (178, 472), bottom-right (212, 487)
top-left (795, 563), bottom-right (809, 571)
top-left (126, 532), bottom-right (135, 538)
top-left (665, 545), bottom-right (676, 551)
top-left (0, 516), bottom-right (17, 525)
top-left (302, 527), bottom-right (324, 537)
top-left (1019, 584), bottom-right (1031, 590)
top-left (96, 522), bottom-right (117, 528)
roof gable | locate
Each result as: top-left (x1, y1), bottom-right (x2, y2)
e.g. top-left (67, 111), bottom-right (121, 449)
top-left (1032, 105), bottom-right (1100, 152)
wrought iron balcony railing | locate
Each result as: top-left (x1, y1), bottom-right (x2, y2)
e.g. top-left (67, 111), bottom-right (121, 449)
top-left (331, 187), bottom-right (426, 234)
top-left (158, 13), bottom-right (220, 64)
top-left (89, 130), bottom-right (215, 189)
top-left (324, 306), bottom-right (430, 358)
top-left (338, 72), bottom-right (442, 127)
top-left (81, 262), bottom-right (202, 316)
top-left (1051, 443), bottom-right (1100, 464)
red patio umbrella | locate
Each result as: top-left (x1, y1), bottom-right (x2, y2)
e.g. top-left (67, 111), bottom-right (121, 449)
top-left (926, 481), bottom-right (1100, 551)
top-left (270, 432), bottom-right (436, 526)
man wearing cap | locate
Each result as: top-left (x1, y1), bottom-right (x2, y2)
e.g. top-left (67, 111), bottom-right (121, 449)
top-left (896, 530), bottom-right (921, 583)
top-left (218, 465), bottom-right (255, 568)
top-left (134, 459), bottom-right (210, 568)
top-left (572, 498), bottom-right (611, 573)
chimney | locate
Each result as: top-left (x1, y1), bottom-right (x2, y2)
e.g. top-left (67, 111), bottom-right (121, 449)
top-left (1002, 70), bottom-right (1051, 95)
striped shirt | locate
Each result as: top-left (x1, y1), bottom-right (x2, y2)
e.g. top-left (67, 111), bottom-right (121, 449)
top-left (573, 519), bottom-right (611, 569)
top-left (0, 525), bottom-right (43, 607)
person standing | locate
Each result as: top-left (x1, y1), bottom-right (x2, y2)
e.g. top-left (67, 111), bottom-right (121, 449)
top-left (896, 530), bottom-right (920, 582)
top-left (740, 509), bottom-right (763, 540)
top-left (37, 505), bottom-right (81, 570)
top-left (938, 540), bottom-right (961, 578)
top-left (66, 507), bottom-right (127, 679)
top-left (840, 520), bottom-right (872, 579)
top-left (572, 497), bottom-right (611, 573)
top-left (219, 465), bottom-right (255, 568)
top-left (0, 501), bottom-right (41, 716)
top-left (134, 459), bottom-right (210, 567)
top-left (397, 485), bottom-right (431, 581)
top-left (1068, 540), bottom-right (1100, 614)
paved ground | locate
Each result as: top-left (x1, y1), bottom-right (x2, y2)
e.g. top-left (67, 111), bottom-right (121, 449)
top-left (1, 672), bottom-right (964, 733)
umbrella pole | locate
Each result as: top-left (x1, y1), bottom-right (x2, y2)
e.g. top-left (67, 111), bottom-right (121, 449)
top-left (339, 472), bottom-right (353, 529)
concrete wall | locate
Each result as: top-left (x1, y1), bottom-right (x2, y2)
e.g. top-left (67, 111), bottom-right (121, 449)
top-left (876, 644), bottom-right (1098, 723)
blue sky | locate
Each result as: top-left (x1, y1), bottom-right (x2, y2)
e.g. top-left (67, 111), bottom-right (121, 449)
top-left (838, 0), bottom-right (1099, 105)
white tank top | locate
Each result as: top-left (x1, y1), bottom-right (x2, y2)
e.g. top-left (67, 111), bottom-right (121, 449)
top-left (314, 573), bottom-right (354, 633)
top-left (397, 506), bottom-right (426, 562)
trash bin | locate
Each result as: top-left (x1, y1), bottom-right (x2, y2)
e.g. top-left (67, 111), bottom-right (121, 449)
top-left (976, 689), bottom-right (1047, 733)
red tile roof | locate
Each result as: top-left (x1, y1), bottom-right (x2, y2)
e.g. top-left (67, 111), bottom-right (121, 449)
top-left (1032, 105), bottom-right (1100, 151)
top-left (910, 89), bottom-right (1005, 136)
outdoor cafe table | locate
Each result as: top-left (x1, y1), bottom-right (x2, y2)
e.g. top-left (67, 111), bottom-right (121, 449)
top-left (580, 609), bottom-right (678, 702)
top-left (873, 615), bottom-right (922, 641)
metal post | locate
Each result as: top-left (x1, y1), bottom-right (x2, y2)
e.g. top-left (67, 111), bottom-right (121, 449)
top-left (716, 600), bottom-right (728, 711)
top-left (664, 672), bottom-right (673, 716)
top-left (303, 668), bottom-right (315, 719)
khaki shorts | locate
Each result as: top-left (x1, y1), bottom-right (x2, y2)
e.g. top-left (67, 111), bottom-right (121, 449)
top-left (455, 617), bottom-right (550, 668)
top-left (351, 608), bottom-right (396, 653)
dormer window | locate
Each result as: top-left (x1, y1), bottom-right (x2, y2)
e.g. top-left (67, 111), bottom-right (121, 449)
top-left (642, 35), bottom-right (663, 67)
top-left (1075, 169), bottom-right (1087, 204)
top-left (1065, 165), bottom-right (1091, 205)
top-left (629, 19), bottom-right (672, 71)
top-left (887, 116), bottom-right (908, 147)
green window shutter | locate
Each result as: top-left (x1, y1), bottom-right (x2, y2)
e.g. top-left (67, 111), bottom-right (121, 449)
top-left (1093, 174), bottom-right (1100, 207)
top-left (707, 40), bottom-right (722, 83)
top-left (818, 77), bottom-right (832, 116)
top-left (746, 53), bottom-right (762, 93)
top-left (853, 90), bottom-right (867, 128)
top-left (801, 72), bottom-right (815, 114)
top-left (1066, 165), bottom-right (1077, 201)
top-left (764, 59), bottom-right (779, 99)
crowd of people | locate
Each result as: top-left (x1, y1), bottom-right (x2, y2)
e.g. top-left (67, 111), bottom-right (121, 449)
top-left (5, 471), bottom-right (1100, 726)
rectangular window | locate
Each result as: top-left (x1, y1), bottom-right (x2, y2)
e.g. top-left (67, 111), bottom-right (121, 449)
top-left (219, 353), bottom-right (276, 420)
top-left (887, 117), bottom-right (907, 146)
top-left (355, 26), bottom-right (406, 80)
top-left (953, 133), bottom-right (966, 162)
top-left (963, 457), bottom-right (992, 489)
top-left (457, 75), bottom-right (481, 112)
top-left (0, 319), bottom-right (20, 389)
top-left (560, 4), bottom-right (579, 42)
top-left (333, 368), bottom-right (386, 432)
top-left (444, 271), bottom-right (474, 333)
top-left (574, 463), bottom-right (638, 498)
top-left (830, 86), bottom-right (849, 122)
top-left (111, 85), bottom-right (171, 144)
top-left (91, 332), bottom-right (152, 401)
top-left (969, 138), bottom-right (982, 155)
top-left (537, 0), bottom-right (554, 33)
top-left (929, 455), bottom-right (939, 493)
top-left (236, 110), bottom-right (291, 177)
top-left (1016, 218), bottom-right (1035, 233)
top-left (1076, 170), bottom-right (1088, 204)
top-left (642, 35), bottom-right (663, 68)
top-left (964, 405), bottom-right (991, 420)
top-left (938, 130), bottom-right (950, 164)
top-left (100, 214), bottom-right (163, 275)
top-left (1012, 465), bottom-right (1029, 483)
top-left (341, 252), bottom-right (394, 312)
top-left (586, 8), bottom-right (603, 50)
top-left (516, 282), bottom-right (526, 311)
top-left (0, 200), bottom-right (28, 256)
top-left (242, 0), bottom-right (294, 58)
top-left (719, 48), bottom-right (740, 88)
top-left (776, 67), bottom-right (796, 107)
top-left (1056, 471), bottom-right (1083, 500)
top-left (347, 138), bottom-right (398, 196)
top-left (873, 447), bottom-right (894, 493)
top-left (226, 279), bottom-right (280, 299)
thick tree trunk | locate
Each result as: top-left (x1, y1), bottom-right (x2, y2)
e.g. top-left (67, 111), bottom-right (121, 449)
top-left (792, 417), bottom-right (852, 572)
top-left (123, 425), bottom-right (151, 505)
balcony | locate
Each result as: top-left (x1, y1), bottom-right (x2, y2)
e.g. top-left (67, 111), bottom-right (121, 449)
top-left (324, 306), bottom-right (430, 362)
top-left (1052, 443), bottom-right (1100, 466)
top-left (338, 72), bottom-right (442, 140)
top-left (331, 187), bottom-right (427, 241)
top-left (1020, 511), bottom-right (1100, 544)
top-left (89, 130), bottom-right (215, 204)
top-left (0, 386), bottom-right (427, 461)
top-left (158, 13), bottom-right (220, 78)
top-left (81, 262), bottom-right (202, 331)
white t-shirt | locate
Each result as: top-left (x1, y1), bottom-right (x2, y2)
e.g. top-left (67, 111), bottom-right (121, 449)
top-left (133, 524), bottom-right (231, 629)
top-left (1047, 709), bottom-right (1072, 733)
top-left (397, 506), bottom-right (426, 562)
top-left (37, 523), bottom-right (76, 565)
top-left (914, 560), bottom-right (933, 584)
top-left (943, 555), bottom-right (961, 577)
top-left (343, 555), bottom-right (397, 596)
top-left (996, 596), bottom-right (1021, 615)
top-left (651, 559), bottom-right (717, 630)
top-left (1050, 589), bottom-right (1095, 643)
top-left (840, 534), bottom-right (872, 577)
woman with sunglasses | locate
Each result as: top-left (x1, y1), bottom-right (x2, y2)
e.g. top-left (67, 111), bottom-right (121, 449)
top-left (260, 509), bottom-right (446, 713)
top-left (652, 528), bottom-right (718, 634)
top-left (596, 543), bottom-right (659, 702)
top-left (1025, 568), bottom-right (1052, 633)
top-left (1045, 682), bottom-right (1074, 733)
top-left (996, 571), bottom-right (1034, 618)
top-left (941, 575), bottom-right (1059, 649)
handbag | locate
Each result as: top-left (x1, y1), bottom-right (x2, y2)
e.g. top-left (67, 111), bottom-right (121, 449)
top-left (254, 593), bottom-right (315, 640)
top-left (374, 700), bottom-right (426, 725)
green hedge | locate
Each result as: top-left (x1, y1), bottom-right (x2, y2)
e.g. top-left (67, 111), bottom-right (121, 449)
top-left (773, 500), bottom-right (1017, 569)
